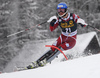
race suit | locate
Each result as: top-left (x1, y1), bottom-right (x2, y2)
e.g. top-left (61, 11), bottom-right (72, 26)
top-left (50, 13), bottom-right (84, 51)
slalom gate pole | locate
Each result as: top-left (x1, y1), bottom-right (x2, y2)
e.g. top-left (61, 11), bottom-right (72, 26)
top-left (88, 25), bottom-right (100, 32)
top-left (45, 45), bottom-right (68, 60)
top-left (7, 21), bottom-right (47, 38)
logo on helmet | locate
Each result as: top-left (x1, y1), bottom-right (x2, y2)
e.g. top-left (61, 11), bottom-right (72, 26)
top-left (58, 5), bottom-right (64, 8)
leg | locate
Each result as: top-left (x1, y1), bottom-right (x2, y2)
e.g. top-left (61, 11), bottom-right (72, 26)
top-left (51, 34), bottom-right (65, 51)
top-left (60, 35), bottom-right (76, 50)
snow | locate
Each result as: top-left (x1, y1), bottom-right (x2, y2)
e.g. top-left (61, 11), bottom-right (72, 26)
top-left (1, 32), bottom-right (100, 77)
top-left (0, 54), bottom-right (100, 78)
top-left (3, 32), bottom-right (100, 72)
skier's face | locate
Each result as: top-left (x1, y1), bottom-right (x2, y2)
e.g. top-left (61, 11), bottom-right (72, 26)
top-left (57, 9), bottom-right (66, 16)
top-left (57, 9), bottom-right (65, 13)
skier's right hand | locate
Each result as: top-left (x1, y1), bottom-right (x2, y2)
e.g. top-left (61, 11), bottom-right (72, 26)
top-left (47, 16), bottom-right (57, 26)
top-left (50, 19), bottom-right (57, 26)
top-left (47, 16), bottom-right (57, 23)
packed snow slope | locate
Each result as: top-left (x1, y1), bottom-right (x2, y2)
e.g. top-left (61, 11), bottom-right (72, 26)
top-left (3, 32), bottom-right (100, 72)
top-left (0, 54), bottom-right (100, 78)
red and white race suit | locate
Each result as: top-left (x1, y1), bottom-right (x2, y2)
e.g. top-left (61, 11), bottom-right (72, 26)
top-left (49, 13), bottom-right (86, 51)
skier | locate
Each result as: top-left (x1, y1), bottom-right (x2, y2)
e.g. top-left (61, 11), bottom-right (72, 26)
top-left (26, 2), bottom-right (88, 69)
top-left (48, 2), bottom-right (88, 52)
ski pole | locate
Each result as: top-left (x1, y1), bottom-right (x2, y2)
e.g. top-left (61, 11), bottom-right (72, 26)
top-left (7, 21), bottom-right (47, 38)
top-left (88, 25), bottom-right (100, 32)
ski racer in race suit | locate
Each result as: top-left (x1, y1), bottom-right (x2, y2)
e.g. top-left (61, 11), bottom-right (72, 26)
top-left (26, 2), bottom-right (88, 69)
top-left (48, 2), bottom-right (88, 52)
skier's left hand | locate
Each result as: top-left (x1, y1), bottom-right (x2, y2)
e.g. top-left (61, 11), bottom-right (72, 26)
top-left (77, 18), bottom-right (88, 27)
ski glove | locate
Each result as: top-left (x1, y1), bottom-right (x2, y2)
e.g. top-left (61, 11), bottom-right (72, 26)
top-left (77, 18), bottom-right (88, 27)
top-left (47, 16), bottom-right (57, 26)
top-left (50, 19), bottom-right (57, 26)
top-left (47, 16), bottom-right (57, 22)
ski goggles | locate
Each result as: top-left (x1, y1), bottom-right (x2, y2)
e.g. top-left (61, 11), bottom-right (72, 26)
top-left (57, 9), bottom-right (65, 13)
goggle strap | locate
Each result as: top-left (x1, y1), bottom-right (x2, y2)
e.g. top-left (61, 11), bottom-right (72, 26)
top-left (58, 10), bottom-right (68, 17)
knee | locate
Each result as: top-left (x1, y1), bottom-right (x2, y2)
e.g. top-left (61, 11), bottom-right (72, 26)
top-left (60, 41), bottom-right (76, 50)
